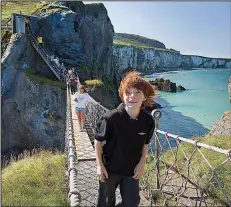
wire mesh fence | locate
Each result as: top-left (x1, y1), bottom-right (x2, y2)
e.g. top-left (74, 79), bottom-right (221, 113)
top-left (142, 115), bottom-right (231, 207)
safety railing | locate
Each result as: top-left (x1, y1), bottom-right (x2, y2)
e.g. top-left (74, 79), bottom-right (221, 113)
top-left (64, 87), bottom-right (80, 206)
top-left (142, 110), bottom-right (231, 206)
top-left (27, 33), bottom-right (64, 82)
top-left (1, 24), bottom-right (12, 30)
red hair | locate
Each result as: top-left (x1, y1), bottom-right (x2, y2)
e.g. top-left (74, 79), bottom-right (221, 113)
top-left (119, 71), bottom-right (155, 109)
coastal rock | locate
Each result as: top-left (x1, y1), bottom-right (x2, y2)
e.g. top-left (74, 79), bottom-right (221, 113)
top-left (1, 33), bottom-right (66, 156)
top-left (87, 85), bottom-right (118, 109)
top-left (35, 2), bottom-right (114, 80)
top-left (209, 110), bottom-right (231, 136)
top-left (150, 79), bottom-right (177, 92)
top-left (177, 85), bottom-right (186, 91)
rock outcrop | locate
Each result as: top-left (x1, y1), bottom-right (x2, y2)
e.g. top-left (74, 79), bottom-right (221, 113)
top-left (149, 78), bottom-right (186, 92)
top-left (177, 85), bottom-right (186, 91)
top-left (1, 34), bottom-right (66, 156)
top-left (209, 76), bottom-right (231, 136)
top-left (34, 2), bottom-right (114, 80)
top-left (209, 111), bottom-right (231, 136)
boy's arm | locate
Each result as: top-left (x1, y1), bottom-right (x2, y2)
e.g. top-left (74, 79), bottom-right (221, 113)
top-left (95, 117), bottom-right (111, 182)
top-left (95, 140), bottom-right (108, 182)
top-left (140, 144), bottom-right (149, 163)
top-left (95, 140), bottom-right (104, 166)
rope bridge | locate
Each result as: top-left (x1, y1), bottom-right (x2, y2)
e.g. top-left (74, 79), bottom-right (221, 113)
top-left (65, 76), bottom-right (231, 206)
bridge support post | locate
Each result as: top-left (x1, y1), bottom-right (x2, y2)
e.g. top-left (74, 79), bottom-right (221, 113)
top-left (151, 110), bottom-right (162, 189)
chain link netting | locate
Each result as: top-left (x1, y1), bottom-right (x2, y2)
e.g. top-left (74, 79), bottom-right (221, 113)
top-left (142, 129), bottom-right (231, 207)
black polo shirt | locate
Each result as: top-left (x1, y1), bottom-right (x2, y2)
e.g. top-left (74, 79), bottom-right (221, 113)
top-left (95, 103), bottom-right (155, 176)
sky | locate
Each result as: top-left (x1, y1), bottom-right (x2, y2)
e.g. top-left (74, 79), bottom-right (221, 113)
top-left (84, 1), bottom-right (231, 59)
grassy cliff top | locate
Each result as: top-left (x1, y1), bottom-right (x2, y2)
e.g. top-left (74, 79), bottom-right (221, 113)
top-left (113, 33), bottom-right (167, 50)
top-left (1, 1), bottom-right (48, 24)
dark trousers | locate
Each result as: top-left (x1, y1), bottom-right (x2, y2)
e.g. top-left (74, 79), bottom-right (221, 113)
top-left (70, 84), bottom-right (76, 94)
top-left (97, 173), bottom-right (140, 207)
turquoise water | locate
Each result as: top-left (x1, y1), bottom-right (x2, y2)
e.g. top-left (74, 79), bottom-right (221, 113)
top-left (145, 68), bottom-right (231, 138)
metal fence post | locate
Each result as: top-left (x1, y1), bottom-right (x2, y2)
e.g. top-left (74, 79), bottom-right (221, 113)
top-left (151, 109), bottom-right (162, 189)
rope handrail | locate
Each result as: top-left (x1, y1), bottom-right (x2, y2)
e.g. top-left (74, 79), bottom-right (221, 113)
top-left (64, 86), bottom-right (80, 206)
top-left (27, 33), bottom-right (64, 82)
top-left (1, 24), bottom-right (12, 29)
top-left (146, 111), bottom-right (231, 206)
top-left (156, 129), bottom-right (230, 155)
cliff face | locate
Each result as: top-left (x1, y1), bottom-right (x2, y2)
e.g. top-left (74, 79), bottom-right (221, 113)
top-left (1, 34), bottom-right (66, 156)
top-left (35, 2), bottom-right (114, 80)
top-left (113, 45), bottom-right (231, 73)
top-left (1, 1), bottom-right (116, 156)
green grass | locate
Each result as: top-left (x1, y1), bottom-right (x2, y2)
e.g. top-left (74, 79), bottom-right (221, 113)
top-left (1, 29), bottom-right (12, 40)
top-left (113, 39), bottom-right (179, 53)
top-left (2, 150), bottom-right (68, 206)
top-left (142, 135), bottom-right (231, 206)
top-left (114, 39), bottom-right (155, 49)
top-left (84, 77), bottom-right (114, 94)
top-left (1, 1), bottom-right (48, 25)
top-left (25, 68), bottom-right (66, 90)
top-left (39, 3), bottom-right (69, 15)
top-left (84, 78), bottom-right (103, 88)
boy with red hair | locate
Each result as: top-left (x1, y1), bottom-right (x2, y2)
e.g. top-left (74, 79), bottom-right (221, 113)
top-left (95, 71), bottom-right (155, 207)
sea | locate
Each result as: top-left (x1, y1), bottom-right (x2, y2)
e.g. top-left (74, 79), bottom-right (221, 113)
top-left (145, 68), bottom-right (231, 138)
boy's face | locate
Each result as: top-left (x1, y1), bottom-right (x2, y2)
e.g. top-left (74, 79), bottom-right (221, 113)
top-left (123, 87), bottom-right (146, 110)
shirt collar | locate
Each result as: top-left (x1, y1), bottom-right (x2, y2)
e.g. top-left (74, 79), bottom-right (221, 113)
top-left (117, 103), bottom-right (144, 120)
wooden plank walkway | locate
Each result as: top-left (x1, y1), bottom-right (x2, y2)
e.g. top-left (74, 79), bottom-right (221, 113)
top-left (70, 93), bottom-right (151, 206)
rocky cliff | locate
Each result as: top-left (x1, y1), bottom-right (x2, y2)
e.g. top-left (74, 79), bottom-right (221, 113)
top-left (1, 1), bottom-right (116, 156)
top-left (113, 45), bottom-right (231, 74)
top-left (1, 34), bottom-right (66, 156)
top-left (34, 2), bottom-right (114, 80)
